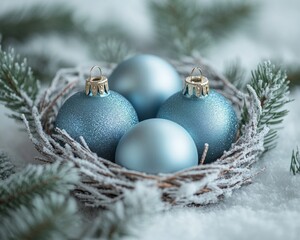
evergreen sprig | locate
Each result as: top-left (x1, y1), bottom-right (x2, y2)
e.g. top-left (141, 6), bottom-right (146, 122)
top-left (0, 4), bottom-right (76, 44)
top-left (22, 50), bottom-right (72, 81)
top-left (242, 61), bottom-right (291, 151)
top-left (150, 0), bottom-right (254, 57)
top-left (0, 151), bottom-right (15, 180)
top-left (224, 59), bottom-right (247, 90)
top-left (90, 36), bottom-right (133, 63)
top-left (0, 3), bottom-right (81, 80)
top-left (0, 46), bottom-right (39, 122)
top-left (84, 182), bottom-right (164, 239)
top-left (0, 162), bottom-right (79, 215)
top-left (0, 193), bottom-right (79, 240)
top-left (290, 147), bottom-right (300, 175)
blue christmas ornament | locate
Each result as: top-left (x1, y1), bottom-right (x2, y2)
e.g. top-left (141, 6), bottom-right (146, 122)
top-left (109, 54), bottom-right (182, 121)
top-left (115, 119), bottom-right (198, 174)
top-left (157, 67), bottom-right (238, 164)
top-left (55, 66), bottom-right (138, 161)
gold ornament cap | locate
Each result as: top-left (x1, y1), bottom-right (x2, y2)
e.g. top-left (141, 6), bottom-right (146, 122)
top-left (85, 66), bottom-right (109, 96)
top-left (183, 67), bottom-right (210, 98)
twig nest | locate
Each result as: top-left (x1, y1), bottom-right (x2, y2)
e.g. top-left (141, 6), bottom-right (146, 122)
top-left (25, 58), bottom-right (267, 208)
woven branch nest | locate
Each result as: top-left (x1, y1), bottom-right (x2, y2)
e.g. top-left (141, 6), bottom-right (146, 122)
top-left (23, 57), bottom-right (268, 208)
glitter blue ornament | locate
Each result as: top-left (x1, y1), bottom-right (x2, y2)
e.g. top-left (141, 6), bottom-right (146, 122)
top-left (109, 54), bottom-right (182, 121)
top-left (55, 66), bottom-right (138, 161)
top-left (157, 67), bottom-right (238, 164)
top-left (115, 119), bottom-right (198, 174)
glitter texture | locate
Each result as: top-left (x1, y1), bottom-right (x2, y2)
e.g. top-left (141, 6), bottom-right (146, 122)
top-left (157, 90), bottom-right (238, 163)
top-left (55, 91), bottom-right (138, 161)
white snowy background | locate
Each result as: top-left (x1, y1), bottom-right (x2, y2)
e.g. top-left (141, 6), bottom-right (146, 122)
top-left (1, 0), bottom-right (300, 239)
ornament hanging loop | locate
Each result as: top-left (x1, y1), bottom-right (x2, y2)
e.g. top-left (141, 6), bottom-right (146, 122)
top-left (89, 66), bottom-right (103, 80)
top-left (86, 65), bottom-right (109, 96)
top-left (183, 67), bottom-right (210, 98)
top-left (190, 67), bottom-right (203, 77)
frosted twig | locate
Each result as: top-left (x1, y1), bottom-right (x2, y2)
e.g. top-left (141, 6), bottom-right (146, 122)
top-left (200, 143), bottom-right (209, 165)
top-left (19, 59), bottom-right (287, 209)
top-left (40, 80), bottom-right (78, 118)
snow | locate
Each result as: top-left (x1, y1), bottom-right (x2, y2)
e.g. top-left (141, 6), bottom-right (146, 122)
top-left (132, 88), bottom-right (300, 240)
top-left (1, 0), bottom-right (300, 239)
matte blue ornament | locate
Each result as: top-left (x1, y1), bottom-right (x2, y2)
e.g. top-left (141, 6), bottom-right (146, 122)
top-left (55, 66), bottom-right (138, 161)
top-left (109, 54), bottom-right (182, 121)
top-left (115, 119), bottom-right (198, 174)
top-left (157, 67), bottom-right (238, 164)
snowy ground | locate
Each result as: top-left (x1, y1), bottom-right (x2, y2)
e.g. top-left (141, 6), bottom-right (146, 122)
top-left (141, 88), bottom-right (300, 240)
top-left (1, 0), bottom-right (300, 239)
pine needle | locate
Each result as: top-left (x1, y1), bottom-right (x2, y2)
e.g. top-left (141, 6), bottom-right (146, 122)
top-left (84, 182), bottom-right (164, 239)
top-left (90, 36), bottom-right (133, 63)
top-left (150, 0), bottom-right (254, 57)
top-left (0, 4), bottom-right (76, 44)
top-left (0, 46), bottom-right (39, 123)
top-left (0, 193), bottom-right (79, 240)
top-left (290, 147), bottom-right (300, 175)
top-left (224, 59), bottom-right (247, 90)
top-left (0, 151), bottom-right (15, 180)
top-left (0, 162), bottom-right (79, 215)
top-left (241, 61), bottom-right (291, 151)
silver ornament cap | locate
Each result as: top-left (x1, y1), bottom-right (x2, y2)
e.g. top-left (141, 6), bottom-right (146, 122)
top-left (183, 67), bottom-right (209, 98)
top-left (85, 66), bottom-right (109, 96)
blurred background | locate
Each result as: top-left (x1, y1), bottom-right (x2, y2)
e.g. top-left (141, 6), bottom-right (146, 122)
top-left (1, 0), bottom-right (300, 82)
top-left (1, 1), bottom-right (300, 239)
top-left (1, 0), bottom-right (300, 166)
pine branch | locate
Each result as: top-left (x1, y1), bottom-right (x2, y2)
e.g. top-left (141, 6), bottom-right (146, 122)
top-left (84, 23), bottom-right (134, 63)
top-left (23, 50), bottom-right (73, 81)
top-left (0, 151), bottom-right (15, 180)
top-left (0, 193), bottom-right (79, 240)
top-left (224, 59), bottom-right (247, 90)
top-left (89, 36), bottom-right (133, 63)
top-left (0, 4), bottom-right (76, 44)
top-left (290, 147), bottom-right (300, 175)
top-left (150, 0), bottom-right (208, 56)
top-left (242, 61), bottom-right (291, 151)
top-left (265, 60), bottom-right (300, 87)
top-left (150, 0), bottom-right (254, 57)
top-left (83, 182), bottom-right (164, 239)
top-left (0, 4), bottom-right (133, 77)
top-left (0, 46), bottom-right (39, 122)
top-left (202, 1), bottom-right (254, 39)
top-left (0, 162), bottom-right (79, 215)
